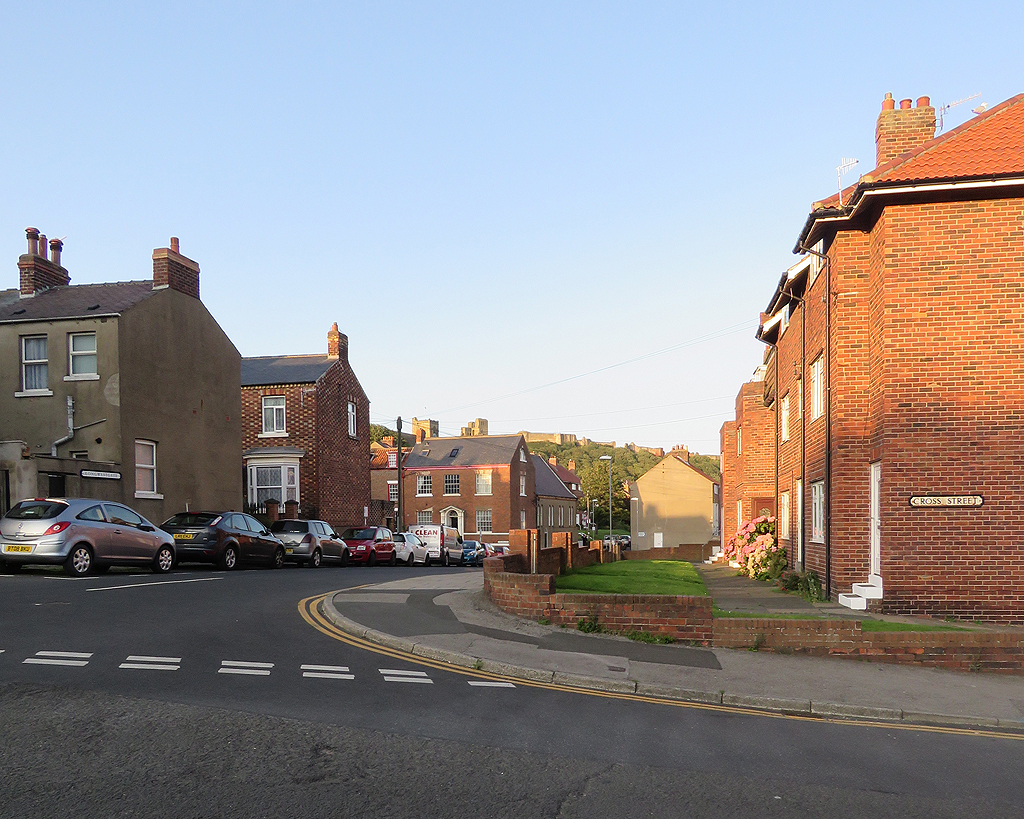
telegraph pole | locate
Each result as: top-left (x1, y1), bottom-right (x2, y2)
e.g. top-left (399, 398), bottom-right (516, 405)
top-left (396, 416), bottom-right (404, 532)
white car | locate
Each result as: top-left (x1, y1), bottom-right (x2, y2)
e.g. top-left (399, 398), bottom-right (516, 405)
top-left (393, 532), bottom-right (429, 566)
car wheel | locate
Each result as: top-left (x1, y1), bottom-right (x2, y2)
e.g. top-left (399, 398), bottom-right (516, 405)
top-left (64, 544), bottom-right (93, 577)
top-left (442, 550), bottom-right (449, 567)
top-left (340, 549), bottom-right (349, 567)
top-left (220, 545), bottom-right (238, 571)
top-left (424, 554), bottom-right (431, 567)
top-left (153, 545), bottom-right (174, 574)
top-left (309, 549), bottom-right (321, 568)
top-left (407, 553), bottom-right (415, 567)
top-left (388, 550), bottom-right (397, 567)
top-left (272, 547), bottom-right (285, 569)
top-left (367, 549), bottom-right (376, 567)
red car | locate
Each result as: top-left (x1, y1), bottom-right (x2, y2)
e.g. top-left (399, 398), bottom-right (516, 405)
top-left (339, 526), bottom-right (397, 566)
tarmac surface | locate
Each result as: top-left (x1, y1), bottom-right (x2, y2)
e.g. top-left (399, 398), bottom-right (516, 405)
top-left (325, 567), bottom-right (1024, 732)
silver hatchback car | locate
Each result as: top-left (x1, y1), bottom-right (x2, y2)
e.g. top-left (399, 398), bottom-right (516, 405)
top-left (0, 498), bottom-right (176, 576)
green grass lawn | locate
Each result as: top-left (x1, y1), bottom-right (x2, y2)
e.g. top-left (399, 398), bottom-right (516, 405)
top-left (859, 619), bottom-right (967, 632)
top-left (555, 560), bottom-right (708, 596)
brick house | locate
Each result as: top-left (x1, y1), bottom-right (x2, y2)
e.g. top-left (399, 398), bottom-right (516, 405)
top-left (751, 91), bottom-right (1024, 622)
top-left (240, 323), bottom-right (369, 529)
top-left (719, 365), bottom-right (775, 551)
top-left (0, 231), bottom-right (241, 521)
top-left (369, 437), bottom-right (410, 529)
top-left (532, 454), bottom-right (579, 548)
top-left (401, 434), bottom-right (536, 546)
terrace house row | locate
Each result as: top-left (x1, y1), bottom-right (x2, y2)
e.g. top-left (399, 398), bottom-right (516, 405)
top-left (733, 91), bottom-right (1024, 623)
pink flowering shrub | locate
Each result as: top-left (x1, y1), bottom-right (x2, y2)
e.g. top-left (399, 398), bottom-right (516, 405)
top-left (722, 515), bottom-right (786, 580)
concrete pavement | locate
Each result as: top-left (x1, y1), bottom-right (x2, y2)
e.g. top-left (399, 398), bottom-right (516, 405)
top-left (323, 570), bottom-right (1024, 732)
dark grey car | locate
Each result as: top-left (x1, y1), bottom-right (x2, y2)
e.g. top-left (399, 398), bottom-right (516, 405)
top-left (0, 498), bottom-right (175, 576)
top-left (270, 519), bottom-right (349, 567)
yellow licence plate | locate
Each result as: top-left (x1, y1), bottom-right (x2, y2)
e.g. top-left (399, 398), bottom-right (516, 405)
top-left (285, 548), bottom-right (293, 554)
top-left (4, 544), bottom-right (32, 553)
top-left (173, 533), bottom-right (194, 540)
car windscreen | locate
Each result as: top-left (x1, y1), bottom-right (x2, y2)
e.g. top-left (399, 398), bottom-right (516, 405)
top-left (271, 520), bottom-right (308, 533)
top-left (5, 500), bottom-right (69, 520)
top-left (341, 528), bottom-right (376, 540)
top-left (162, 513), bottom-right (220, 528)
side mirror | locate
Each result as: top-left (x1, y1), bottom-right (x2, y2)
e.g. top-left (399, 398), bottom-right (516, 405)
top-left (140, 524), bottom-right (155, 532)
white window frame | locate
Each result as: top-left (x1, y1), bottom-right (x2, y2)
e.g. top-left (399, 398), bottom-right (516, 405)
top-left (520, 448), bottom-right (527, 463)
top-left (347, 401), bottom-right (357, 437)
top-left (520, 510), bottom-right (526, 529)
top-left (811, 355), bottom-right (824, 421)
top-left (476, 509), bottom-right (493, 533)
top-left (547, 505), bottom-right (553, 526)
top-left (18, 335), bottom-right (51, 396)
top-left (416, 474), bottom-right (433, 496)
top-left (736, 500), bottom-right (743, 529)
top-left (247, 460), bottom-right (299, 507)
top-left (443, 473), bottom-right (460, 496)
top-left (778, 491), bottom-right (790, 540)
top-left (781, 394), bottom-right (790, 442)
top-left (417, 510), bottom-right (433, 525)
top-left (261, 396), bottom-right (286, 436)
top-left (737, 426), bottom-right (742, 455)
top-left (476, 470), bottom-right (492, 496)
top-left (134, 440), bottom-right (161, 499)
top-left (66, 332), bottom-right (99, 381)
top-left (520, 475), bottom-right (526, 497)
top-left (811, 481), bottom-right (825, 542)
top-left (387, 481), bottom-right (398, 503)
top-left (387, 451), bottom-right (397, 469)
top-left (558, 505), bottom-right (564, 527)
top-left (536, 504), bottom-right (542, 526)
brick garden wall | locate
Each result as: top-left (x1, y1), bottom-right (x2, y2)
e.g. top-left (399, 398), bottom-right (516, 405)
top-left (623, 544), bottom-right (713, 562)
top-left (483, 556), bottom-right (713, 640)
top-left (713, 618), bottom-right (1024, 674)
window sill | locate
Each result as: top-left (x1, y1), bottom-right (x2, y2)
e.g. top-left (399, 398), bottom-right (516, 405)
top-left (415, 494), bottom-right (433, 498)
top-left (134, 491), bottom-right (164, 500)
top-left (442, 493), bottom-right (460, 497)
top-left (475, 493), bottom-right (492, 497)
top-left (14, 389), bottom-right (53, 398)
top-left (258, 431), bottom-right (288, 439)
top-left (64, 374), bottom-right (100, 382)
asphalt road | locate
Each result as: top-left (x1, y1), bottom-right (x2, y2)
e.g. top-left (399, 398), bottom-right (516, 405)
top-left (2, 564), bottom-right (1022, 818)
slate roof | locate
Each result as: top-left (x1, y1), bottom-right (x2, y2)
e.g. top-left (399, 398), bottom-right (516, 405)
top-left (532, 455), bottom-right (577, 500)
top-left (547, 461), bottom-right (583, 497)
top-left (241, 354), bottom-right (335, 386)
top-left (403, 435), bottom-right (526, 469)
top-left (0, 281), bottom-right (157, 324)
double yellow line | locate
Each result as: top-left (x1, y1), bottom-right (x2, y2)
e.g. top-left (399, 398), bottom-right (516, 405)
top-left (299, 591), bottom-right (1024, 741)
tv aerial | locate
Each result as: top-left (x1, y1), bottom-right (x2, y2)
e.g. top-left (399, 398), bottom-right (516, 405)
top-left (938, 93), bottom-right (981, 131)
top-left (836, 157), bottom-right (859, 207)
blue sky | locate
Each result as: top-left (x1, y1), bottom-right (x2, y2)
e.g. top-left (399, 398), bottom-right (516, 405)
top-left (3, 2), bottom-right (1022, 451)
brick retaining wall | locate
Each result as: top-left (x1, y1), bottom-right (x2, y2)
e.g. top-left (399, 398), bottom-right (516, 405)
top-left (622, 544), bottom-right (713, 563)
top-left (483, 556), bottom-right (713, 640)
top-left (713, 617), bottom-right (1024, 674)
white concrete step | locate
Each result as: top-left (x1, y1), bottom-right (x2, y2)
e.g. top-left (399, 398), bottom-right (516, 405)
top-left (852, 582), bottom-right (883, 599)
top-left (838, 593), bottom-right (868, 610)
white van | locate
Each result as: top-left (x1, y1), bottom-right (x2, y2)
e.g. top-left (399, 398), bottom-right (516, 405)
top-left (408, 524), bottom-right (459, 566)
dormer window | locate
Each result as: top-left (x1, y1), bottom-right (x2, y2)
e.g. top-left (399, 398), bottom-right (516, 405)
top-left (387, 452), bottom-right (397, 469)
top-left (449, 448), bottom-right (459, 458)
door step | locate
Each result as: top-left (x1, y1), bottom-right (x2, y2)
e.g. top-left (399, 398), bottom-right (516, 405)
top-left (839, 574), bottom-right (882, 611)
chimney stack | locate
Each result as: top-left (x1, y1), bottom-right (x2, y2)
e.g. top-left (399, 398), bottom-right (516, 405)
top-left (153, 237), bottom-right (200, 299)
top-left (548, 456), bottom-right (558, 466)
top-left (875, 92), bottom-right (935, 168)
top-left (19, 227), bottom-right (70, 297)
top-left (416, 428), bottom-right (426, 444)
top-left (327, 322), bottom-right (348, 360)
top-left (567, 460), bottom-right (576, 472)
top-left (381, 436), bottom-right (395, 447)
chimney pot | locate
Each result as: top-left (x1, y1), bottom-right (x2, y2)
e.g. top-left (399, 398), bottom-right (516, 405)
top-left (899, 98), bottom-right (912, 110)
top-left (881, 92), bottom-right (895, 111)
top-left (26, 227), bottom-right (40, 256)
top-left (170, 237), bottom-right (179, 254)
top-left (327, 322), bottom-right (342, 360)
top-left (49, 238), bottom-right (62, 267)
top-left (39, 235), bottom-right (48, 261)
top-left (916, 96), bottom-right (930, 108)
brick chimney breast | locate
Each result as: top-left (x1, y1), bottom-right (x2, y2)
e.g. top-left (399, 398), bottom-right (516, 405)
top-left (19, 227), bottom-right (70, 297)
top-left (875, 91), bottom-right (936, 168)
top-left (152, 238), bottom-right (200, 299)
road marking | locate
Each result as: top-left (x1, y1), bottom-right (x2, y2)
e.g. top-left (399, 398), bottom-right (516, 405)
top-left (219, 660), bottom-right (273, 676)
top-left (120, 654), bottom-right (181, 671)
top-left (380, 669), bottom-right (432, 684)
top-left (24, 650), bottom-right (93, 667)
top-left (87, 577), bottom-right (222, 592)
top-left (36, 651), bottom-right (93, 659)
top-left (301, 663), bottom-right (354, 679)
top-left (468, 680), bottom-right (516, 688)
top-left (301, 664), bottom-right (350, 672)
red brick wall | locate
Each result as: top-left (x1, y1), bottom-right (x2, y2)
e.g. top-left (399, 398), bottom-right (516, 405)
top-left (483, 556), bottom-right (713, 640)
top-left (622, 544), bottom-right (712, 562)
top-left (720, 379), bottom-right (775, 546)
top-left (714, 617), bottom-right (1024, 674)
top-left (315, 360), bottom-right (370, 530)
top-left (241, 384), bottom-right (319, 514)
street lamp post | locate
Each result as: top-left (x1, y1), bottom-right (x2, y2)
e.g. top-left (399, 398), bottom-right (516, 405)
top-left (599, 454), bottom-right (612, 537)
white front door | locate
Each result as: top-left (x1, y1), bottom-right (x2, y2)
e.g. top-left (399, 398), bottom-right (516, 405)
top-left (869, 462), bottom-right (881, 576)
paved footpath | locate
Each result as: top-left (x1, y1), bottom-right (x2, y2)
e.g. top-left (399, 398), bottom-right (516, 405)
top-left (325, 571), bottom-right (1024, 732)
